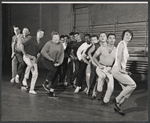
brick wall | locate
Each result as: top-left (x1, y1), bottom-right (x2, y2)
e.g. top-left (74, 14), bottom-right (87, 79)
top-left (59, 4), bottom-right (72, 35)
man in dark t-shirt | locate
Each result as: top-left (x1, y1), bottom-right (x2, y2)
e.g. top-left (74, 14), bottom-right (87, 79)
top-left (64, 32), bottom-right (76, 86)
top-left (70, 32), bottom-right (84, 87)
top-left (21, 29), bottom-right (44, 94)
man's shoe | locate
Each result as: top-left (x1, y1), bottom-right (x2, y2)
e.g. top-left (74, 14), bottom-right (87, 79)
top-left (42, 83), bottom-right (49, 92)
top-left (101, 101), bottom-right (111, 108)
top-left (91, 95), bottom-right (96, 100)
top-left (97, 92), bottom-right (104, 101)
top-left (10, 78), bottom-right (15, 83)
top-left (16, 83), bottom-right (21, 89)
top-left (48, 94), bottom-right (58, 99)
top-left (29, 90), bottom-right (37, 95)
top-left (21, 85), bottom-right (28, 91)
top-left (74, 86), bottom-right (81, 93)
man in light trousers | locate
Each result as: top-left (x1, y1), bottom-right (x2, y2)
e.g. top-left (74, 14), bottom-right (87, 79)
top-left (21, 29), bottom-right (44, 94)
top-left (92, 33), bottom-right (116, 107)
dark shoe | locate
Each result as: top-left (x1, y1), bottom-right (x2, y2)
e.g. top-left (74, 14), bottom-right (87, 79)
top-left (113, 99), bottom-right (125, 116)
top-left (16, 83), bottom-right (21, 89)
top-left (91, 96), bottom-right (96, 100)
top-left (97, 95), bottom-right (103, 101)
top-left (112, 97), bottom-right (123, 106)
top-left (101, 101), bottom-right (111, 108)
top-left (114, 107), bottom-right (125, 116)
top-left (88, 89), bottom-right (92, 97)
top-left (42, 83), bottom-right (49, 92)
top-left (97, 92), bottom-right (103, 101)
top-left (48, 94), bottom-right (58, 99)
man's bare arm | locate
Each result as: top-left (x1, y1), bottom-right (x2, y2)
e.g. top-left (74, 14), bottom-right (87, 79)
top-left (92, 47), bottom-right (104, 69)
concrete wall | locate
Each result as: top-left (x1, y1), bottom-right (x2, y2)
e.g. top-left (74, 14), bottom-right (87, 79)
top-left (41, 4), bottom-right (59, 44)
top-left (59, 4), bottom-right (72, 35)
top-left (11, 4), bottom-right (40, 36)
top-left (10, 4), bottom-right (72, 45)
top-left (90, 4), bottom-right (148, 25)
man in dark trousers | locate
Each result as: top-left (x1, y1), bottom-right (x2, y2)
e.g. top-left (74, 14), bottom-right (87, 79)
top-left (70, 32), bottom-right (84, 88)
top-left (64, 32), bottom-right (76, 87)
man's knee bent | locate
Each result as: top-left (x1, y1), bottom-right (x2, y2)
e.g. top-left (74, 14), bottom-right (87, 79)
top-left (129, 83), bottom-right (137, 90)
top-left (96, 69), bottom-right (105, 78)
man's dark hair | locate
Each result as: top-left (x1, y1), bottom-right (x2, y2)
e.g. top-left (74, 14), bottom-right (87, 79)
top-left (84, 34), bottom-right (91, 38)
top-left (107, 33), bottom-right (116, 39)
top-left (69, 32), bottom-right (74, 36)
top-left (74, 32), bottom-right (79, 36)
top-left (60, 35), bottom-right (64, 39)
top-left (121, 30), bottom-right (133, 41)
top-left (91, 35), bottom-right (99, 39)
top-left (64, 35), bottom-right (70, 39)
top-left (13, 25), bottom-right (20, 29)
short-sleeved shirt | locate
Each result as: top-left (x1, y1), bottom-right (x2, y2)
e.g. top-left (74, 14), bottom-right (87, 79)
top-left (23, 37), bottom-right (40, 57)
top-left (72, 40), bottom-right (85, 57)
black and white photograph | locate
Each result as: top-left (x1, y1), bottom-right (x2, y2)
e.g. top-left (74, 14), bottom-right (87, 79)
top-left (1, 1), bottom-right (148, 121)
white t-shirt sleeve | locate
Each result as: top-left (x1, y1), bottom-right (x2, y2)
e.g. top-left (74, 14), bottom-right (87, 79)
top-left (77, 43), bottom-right (86, 61)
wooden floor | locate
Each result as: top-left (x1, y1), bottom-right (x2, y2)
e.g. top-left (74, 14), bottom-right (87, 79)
top-left (2, 68), bottom-right (148, 121)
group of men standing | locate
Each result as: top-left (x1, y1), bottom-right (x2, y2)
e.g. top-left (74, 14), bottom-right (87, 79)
top-left (10, 25), bottom-right (116, 104)
top-left (10, 25), bottom-right (135, 111)
top-left (9, 25), bottom-right (136, 116)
